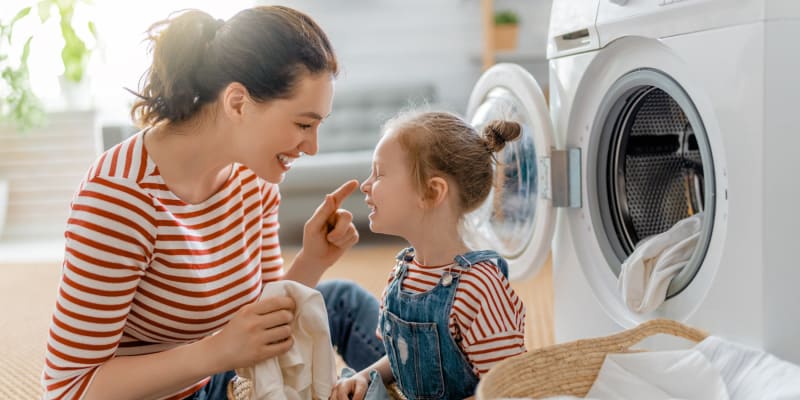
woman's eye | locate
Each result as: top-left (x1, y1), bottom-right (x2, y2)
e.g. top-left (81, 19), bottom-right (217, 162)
top-left (296, 123), bottom-right (313, 130)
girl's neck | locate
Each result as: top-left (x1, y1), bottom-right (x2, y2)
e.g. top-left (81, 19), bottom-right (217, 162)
top-left (407, 224), bottom-right (469, 266)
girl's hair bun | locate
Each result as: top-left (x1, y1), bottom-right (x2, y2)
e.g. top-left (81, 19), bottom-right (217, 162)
top-left (482, 120), bottom-right (522, 152)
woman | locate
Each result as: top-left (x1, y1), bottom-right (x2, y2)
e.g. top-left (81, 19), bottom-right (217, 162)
top-left (42, 6), bottom-right (380, 400)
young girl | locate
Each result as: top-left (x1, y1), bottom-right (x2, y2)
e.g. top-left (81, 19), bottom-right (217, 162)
top-left (329, 111), bottom-right (527, 400)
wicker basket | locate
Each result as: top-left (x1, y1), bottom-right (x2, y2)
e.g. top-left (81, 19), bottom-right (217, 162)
top-left (475, 318), bottom-right (709, 399)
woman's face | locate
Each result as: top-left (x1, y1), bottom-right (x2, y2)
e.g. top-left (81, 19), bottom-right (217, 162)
top-left (237, 73), bottom-right (335, 184)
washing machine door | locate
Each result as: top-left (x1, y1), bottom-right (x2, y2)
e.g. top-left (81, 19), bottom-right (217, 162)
top-left (463, 63), bottom-right (555, 281)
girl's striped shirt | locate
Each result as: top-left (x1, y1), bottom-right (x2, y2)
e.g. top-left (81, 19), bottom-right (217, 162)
top-left (379, 258), bottom-right (526, 376)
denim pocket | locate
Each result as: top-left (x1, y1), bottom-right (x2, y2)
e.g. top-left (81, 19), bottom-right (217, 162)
top-left (382, 311), bottom-right (444, 399)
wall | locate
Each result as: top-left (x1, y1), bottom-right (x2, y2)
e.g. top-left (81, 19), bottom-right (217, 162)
top-left (260, 0), bottom-right (552, 114)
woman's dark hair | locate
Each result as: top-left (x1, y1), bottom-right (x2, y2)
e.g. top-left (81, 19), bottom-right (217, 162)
top-left (385, 111), bottom-right (522, 214)
top-left (130, 6), bottom-right (338, 126)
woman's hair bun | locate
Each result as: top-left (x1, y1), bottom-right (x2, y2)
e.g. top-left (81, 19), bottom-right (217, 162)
top-left (482, 120), bottom-right (522, 152)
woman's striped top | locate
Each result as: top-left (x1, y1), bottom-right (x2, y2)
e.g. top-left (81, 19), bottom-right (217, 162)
top-left (42, 131), bottom-right (284, 399)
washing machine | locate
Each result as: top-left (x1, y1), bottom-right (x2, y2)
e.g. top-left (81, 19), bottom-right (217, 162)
top-left (463, 0), bottom-right (800, 364)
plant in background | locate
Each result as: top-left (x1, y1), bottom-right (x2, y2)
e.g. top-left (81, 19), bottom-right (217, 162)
top-left (40, 0), bottom-right (97, 84)
top-left (0, 0), bottom-right (96, 131)
top-left (492, 10), bottom-right (520, 51)
top-left (494, 10), bottom-right (519, 26)
top-left (0, 7), bottom-right (45, 131)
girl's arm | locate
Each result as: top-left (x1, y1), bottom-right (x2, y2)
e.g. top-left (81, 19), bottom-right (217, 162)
top-left (329, 356), bottom-right (393, 400)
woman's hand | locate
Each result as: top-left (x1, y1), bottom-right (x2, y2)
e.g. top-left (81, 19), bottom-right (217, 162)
top-left (330, 370), bottom-right (371, 400)
top-left (302, 180), bottom-right (360, 267)
top-left (207, 295), bottom-right (296, 370)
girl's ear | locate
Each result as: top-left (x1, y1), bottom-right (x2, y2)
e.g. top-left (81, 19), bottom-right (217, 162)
top-left (423, 176), bottom-right (449, 208)
top-left (221, 82), bottom-right (249, 121)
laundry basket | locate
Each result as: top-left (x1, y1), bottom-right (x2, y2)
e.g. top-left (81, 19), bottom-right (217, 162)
top-left (475, 318), bottom-right (708, 399)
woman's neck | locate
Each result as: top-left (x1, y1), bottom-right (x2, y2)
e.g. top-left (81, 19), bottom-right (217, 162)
top-left (144, 120), bottom-right (233, 204)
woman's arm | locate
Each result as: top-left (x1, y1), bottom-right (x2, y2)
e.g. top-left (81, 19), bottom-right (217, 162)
top-left (284, 180), bottom-right (360, 287)
top-left (83, 295), bottom-right (296, 400)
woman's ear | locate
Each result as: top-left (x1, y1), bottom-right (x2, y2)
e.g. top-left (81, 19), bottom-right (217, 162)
top-left (423, 176), bottom-right (449, 208)
top-left (221, 82), bottom-right (249, 121)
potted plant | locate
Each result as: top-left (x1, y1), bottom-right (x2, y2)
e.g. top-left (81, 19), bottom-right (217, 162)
top-left (493, 10), bottom-right (519, 51)
top-left (0, 0), bottom-right (96, 131)
top-left (0, 7), bottom-right (45, 131)
top-left (1, 1), bottom-right (96, 241)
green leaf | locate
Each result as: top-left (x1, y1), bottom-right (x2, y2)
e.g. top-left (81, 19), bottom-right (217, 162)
top-left (21, 36), bottom-right (33, 63)
top-left (87, 20), bottom-right (96, 38)
top-left (11, 7), bottom-right (32, 26)
top-left (37, 0), bottom-right (53, 23)
top-left (7, 7), bottom-right (32, 42)
top-left (494, 10), bottom-right (519, 26)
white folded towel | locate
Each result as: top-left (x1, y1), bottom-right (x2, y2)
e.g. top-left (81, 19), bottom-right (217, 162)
top-left (619, 213), bottom-right (704, 313)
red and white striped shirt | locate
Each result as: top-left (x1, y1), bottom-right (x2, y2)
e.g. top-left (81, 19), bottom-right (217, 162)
top-left (379, 258), bottom-right (526, 376)
top-left (42, 131), bottom-right (284, 400)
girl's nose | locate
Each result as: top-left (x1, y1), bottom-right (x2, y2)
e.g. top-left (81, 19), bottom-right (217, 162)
top-left (360, 179), bottom-right (370, 193)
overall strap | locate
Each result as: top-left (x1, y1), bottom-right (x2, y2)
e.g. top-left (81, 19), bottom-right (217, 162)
top-left (395, 247), bottom-right (415, 263)
top-left (454, 250), bottom-right (509, 279)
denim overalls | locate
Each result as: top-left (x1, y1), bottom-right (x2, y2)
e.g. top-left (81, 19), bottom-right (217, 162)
top-left (378, 247), bottom-right (510, 400)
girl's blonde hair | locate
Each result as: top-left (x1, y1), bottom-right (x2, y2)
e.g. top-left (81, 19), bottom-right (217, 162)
top-left (385, 110), bottom-right (521, 213)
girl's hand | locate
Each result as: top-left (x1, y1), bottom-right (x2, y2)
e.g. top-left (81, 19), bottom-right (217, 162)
top-left (301, 180), bottom-right (360, 268)
top-left (330, 371), bottom-right (370, 400)
top-left (207, 295), bottom-right (296, 370)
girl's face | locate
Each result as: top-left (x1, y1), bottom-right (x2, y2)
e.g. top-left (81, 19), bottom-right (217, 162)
top-left (236, 73), bottom-right (335, 184)
top-left (360, 130), bottom-right (423, 237)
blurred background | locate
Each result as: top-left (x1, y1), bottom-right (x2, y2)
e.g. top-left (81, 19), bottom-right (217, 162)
top-left (0, 0), bottom-right (552, 246)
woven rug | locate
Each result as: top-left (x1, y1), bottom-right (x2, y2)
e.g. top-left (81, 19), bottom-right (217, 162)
top-left (0, 262), bottom-right (60, 400)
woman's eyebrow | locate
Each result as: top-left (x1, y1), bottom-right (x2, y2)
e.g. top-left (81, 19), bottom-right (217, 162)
top-left (296, 111), bottom-right (330, 120)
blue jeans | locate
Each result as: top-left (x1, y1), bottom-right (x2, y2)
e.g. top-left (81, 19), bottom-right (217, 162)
top-left (317, 279), bottom-right (386, 370)
top-left (183, 370), bottom-right (235, 400)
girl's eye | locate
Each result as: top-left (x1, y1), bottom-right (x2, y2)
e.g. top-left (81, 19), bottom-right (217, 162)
top-left (296, 123), bottom-right (313, 130)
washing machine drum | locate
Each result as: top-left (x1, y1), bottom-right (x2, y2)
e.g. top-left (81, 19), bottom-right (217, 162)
top-left (594, 69), bottom-right (716, 298)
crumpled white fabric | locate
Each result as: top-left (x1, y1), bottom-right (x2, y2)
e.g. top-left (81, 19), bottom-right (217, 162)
top-left (586, 348), bottom-right (729, 400)
top-left (583, 335), bottom-right (800, 400)
top-left (618, 213), bottom-right (704, 313)
top-left (235, 280), bottom-right (337, 400)
top-left (694, 336), bottom-right (800, 399)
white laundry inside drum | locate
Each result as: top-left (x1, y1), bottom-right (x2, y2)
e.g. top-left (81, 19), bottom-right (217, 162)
top-left (591, 69), bottom-right (716, 301)
top-left (619, 212), bottom-right (704, 314)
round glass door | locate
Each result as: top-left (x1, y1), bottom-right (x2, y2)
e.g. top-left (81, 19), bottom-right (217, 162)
top-left (463, 63), bottom-right (555, 281)
top-left (465, 88), bottom-right (538, 258)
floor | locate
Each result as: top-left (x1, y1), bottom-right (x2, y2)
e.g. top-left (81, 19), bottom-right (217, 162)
top-left (0, 235), bottom-right (553, 399)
